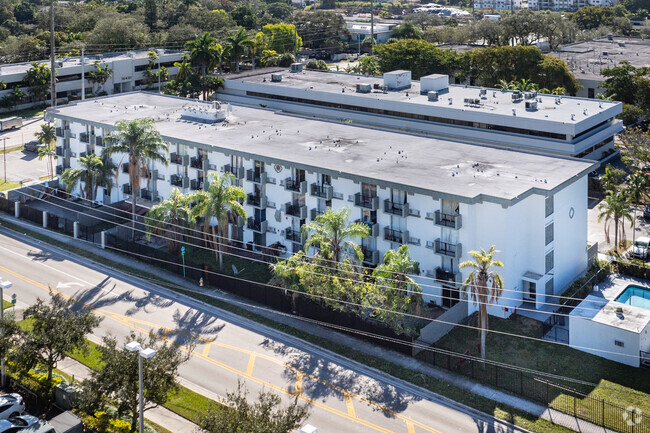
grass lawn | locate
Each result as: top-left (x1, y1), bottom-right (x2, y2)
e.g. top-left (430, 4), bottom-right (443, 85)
top-left (164, 386), bottom-right (219, 424)
top-left (4, 105), bottom-right (46, 119)
top-left (3, 300), bottom-right (11, 309)
top-left (435, 314), bottom-right (650, 417)
top-left (0, 180), bottom-right (20, 192)
top-left (68, 339), bottom-right (104, 371)
top-left (0, 145), bottom-right (23, 155)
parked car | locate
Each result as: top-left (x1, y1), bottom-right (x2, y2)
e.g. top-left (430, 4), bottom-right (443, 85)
top-left (0, 415), bottom-right (40, 433)
top-left (0, 117), bottom-right (22, 131)
top-left (23, 140), bottom-right (44, 153)
top-left (644, 204), bottom-right (650, 219)
top-left (631, 236), bottom-right (650, 260)
top-left (0, 394), bottom-right (25, 420)
top-left (47, 411), bottom-right (84, 433)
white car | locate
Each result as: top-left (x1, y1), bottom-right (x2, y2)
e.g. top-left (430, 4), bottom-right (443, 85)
top-left (631, 237), bottom-right (650, 260)
top-left (0, 395), bottom-right (24, 420)
top-left (0, 415), bottom-right (39, 433)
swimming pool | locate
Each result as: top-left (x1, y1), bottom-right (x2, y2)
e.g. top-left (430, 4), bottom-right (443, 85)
top-left (615, 285), bottom-right (650, 310)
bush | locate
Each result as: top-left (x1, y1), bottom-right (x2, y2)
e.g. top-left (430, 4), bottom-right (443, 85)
top-left (80, 411), bottom-right (132, 433)
top-left (305, 60), bottom-right (328, 71)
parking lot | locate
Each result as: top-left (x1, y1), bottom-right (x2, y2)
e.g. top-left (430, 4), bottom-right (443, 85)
top-left (0, 115), bottom-right (47, 183)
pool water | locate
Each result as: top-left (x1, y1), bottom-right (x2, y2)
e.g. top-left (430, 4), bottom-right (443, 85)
top-left (615, 285), bottom-right (650, 310)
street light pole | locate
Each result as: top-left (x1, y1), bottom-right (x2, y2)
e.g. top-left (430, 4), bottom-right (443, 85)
top-left (126, 341), bottom-right (156, 433)
top-left (0, 279), bottom-right (12, 389)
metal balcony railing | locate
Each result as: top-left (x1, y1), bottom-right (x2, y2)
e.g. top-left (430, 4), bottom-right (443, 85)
top-left (170, 175), bottom-right (183, 187)
top-left (384, 200), bottom-right (409, 217)
top-left (190, 156), bottom-right (203, 169)
top-left (247, 217), bottom-right (267, 233)
top-left (354, 193), bottom-right (378, 210)
top-left (361, 247), bottom-right (379, 266)
top-left (285, 202), bottom-right (307, 219)
top-left (433, 239), bottom-right (462, 259)
top-left (434, 210), bottom-right (462, 230)
top-left (310, 183), bottom-right (333, 200)
top-left (384, 227), bottom-right (407, 244)
top-left (170, 153), bottom-right (183, 165)
top-left (285, 228), bottom-right (304, 243)
top-left (246, 169), bottom-right (267, 184)
top-left (123, 184), bottom-right (132, 195)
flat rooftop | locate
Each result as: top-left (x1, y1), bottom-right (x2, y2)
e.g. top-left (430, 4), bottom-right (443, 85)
top-left (571, 294), bottom-right (650, 333)
top-left (47, 92), bottom-right (596, 205)
top-left (552, 36), bottom-right (650, 81)
top-left (0, 49), bottom-right (184, 78)
top-left (224, 69), bottom-right (620, 128)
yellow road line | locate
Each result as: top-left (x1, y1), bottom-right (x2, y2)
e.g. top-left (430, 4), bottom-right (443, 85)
top-left (295, 372), bottom-right (303, 396)
top-left (0, 264), bottom-right (443, 433)
top-left (407, 421), bottom-right (416, 433)
top-left (345, 394), bottom-right (356, 418)
top-left (202, 342), bottom-right (211, 357)
top-left (246, 353), bottom-right (256, 376)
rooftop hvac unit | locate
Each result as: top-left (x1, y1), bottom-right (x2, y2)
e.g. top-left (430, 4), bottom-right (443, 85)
top-left (271, 74), bottom-right (282, 82)
top-left (525, 100), bottom-right (538, 111)
top-left (464, 98), bottom-right (480, 106)
top-left (607, 34), bottom-right (613, 40)
top-left (618, 41), bottom-right (626, 47)
top-left (524, 91), bottom-right (537, 100)
top-left (428, 91), bottom-right (439, 101)
top-left (290, 63), bottom-right (303, 73)
top-left (511, 91), bottom-right (523, 102)
top-left (356, 83), bottom-right (372, 93)
top-left (479, 88), bottom-right (487, 96)
top-left (602, 51), bottom-right (609, 56)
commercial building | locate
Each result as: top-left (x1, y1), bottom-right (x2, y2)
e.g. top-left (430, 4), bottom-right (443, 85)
top-left (474, 0), bottom-right (617, 11)
top-left (218, 68), bottom-right (622, 160)
top-left (346, 23), bottom-right (395, 45)
top-left (48, 91), bottom-right (596, 318)
top-left (0, 49), bottom-right (184, 112)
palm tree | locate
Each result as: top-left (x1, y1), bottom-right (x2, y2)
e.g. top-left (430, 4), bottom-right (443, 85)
top-left (459, 246), bottom-right (504, 363)
top-left (97, 155), bottom-right (117, 199)
top-left (302, 207), bottom-right (370, 263)
top-left (226, 28), bottom-right (253, 73)
top-left (35, 124), bottom-right (56, 180)
top-left (373, 245), bottom-right (422, 315)
top-left (187, 32), bottom-right (218, 77)
top-left (102, 118), bottom-right (168, 241)
top-left (190, 172), bottom-right (246, 271)
top-left (213, 44), bottom-right (228, 75)
top-left (173, 56), bottom-right (193, 81)
top-left (88, 61), bottom-right (112, 94)
top-left (552, 87), bottom-right (566, 96)
top-left (626, 172), bottom-right (647, 245)
top-left (514, 78), bottom-right (537, 92)
top-left (598, 190), bottom-right (634, 253)
top-left (145, 188), bottom-right (194, 254)
top-left (60, 154), bottom-right (104, 202)
top-left (495, 79), bottom-right (515, 91)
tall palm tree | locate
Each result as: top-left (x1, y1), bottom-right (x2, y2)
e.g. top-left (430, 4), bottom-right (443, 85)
top-left (190, 172), bottom-right (246, 271)
top-left (88, 61), bottom-right (112, 94)
top-left (626, 172), bottom-right (647, 245)
top-left (187, 32), bottom-right (218, 77)
top-left (302, 207), bottom-right (370, 263)
top-left (598, 190), bottom-right (633, 253)
top-left (35, 124), bottom-right (56, 180)
top-left (459, 246), bottom-right (504, 363)
top-left (226, 28), bottom-right (253, 73)
top-left (60, 154), bottom-right (104, 202)
top-left (145, 188), bottom-right (194, 254)
top-left (373, 245), bottom-right (422, 315)
top-left (102, 118), bottom-right (168, 240)
top-left (97, 155), bottom-right (117, 199)
top-left (173, 55), bottom-right (193, 81)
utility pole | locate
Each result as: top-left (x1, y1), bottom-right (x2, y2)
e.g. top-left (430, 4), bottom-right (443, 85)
top-left (49, 0), bottom-right (56, 107)
top-left (81, 46), bottom-right (85, 100)
top-left (370, 0), bottom-right (374, 49)
top-left (3, 139), bottom-right (6, 184)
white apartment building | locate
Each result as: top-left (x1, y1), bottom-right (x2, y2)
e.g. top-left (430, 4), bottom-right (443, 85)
top-left (477, 0), bottom-right (617, 11)
top-left (0, 49), bottom-right (184, 112)
top-left (47, 92), bottom-right (596, 318)
top-left (218, 69), bottom-right (622, 160)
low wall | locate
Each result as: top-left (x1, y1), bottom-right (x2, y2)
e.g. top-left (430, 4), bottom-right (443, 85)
top-left (413, 301), bottom-right (467, 355)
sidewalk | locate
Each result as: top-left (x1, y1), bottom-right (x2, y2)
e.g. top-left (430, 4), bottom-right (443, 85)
top-left (56, 357), bottom-right (199, 433)
top-left (0, 213), bottom-right (616, 433)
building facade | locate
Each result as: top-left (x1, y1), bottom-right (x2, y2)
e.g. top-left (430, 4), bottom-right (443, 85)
top-left (0, 49), bottom-right (184, 112)
top-left (48, 92), bottom-right (596, 318)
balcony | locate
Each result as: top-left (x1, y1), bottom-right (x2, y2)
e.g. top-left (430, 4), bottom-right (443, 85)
top-left (55, 146), bottom-right (64, 157)
top-left (310, 183), bottom-right (333, 200)
top-left (190, 179), bottom-right (204, 191)
top-left (285, 178), bottom-right (308, 194)
top-left (361, 247), bottom-right (380, 266)
top-left (123, 184), bottom-right (132, 195)
top-left (55, 127), bottom-right (64, 138)
top-left (246, 169), bottom-right (267, 184)
top-left (224, 164), bottom-right (244, 179)
top-left (79, 132), bottom-right (89, 143)
top-left (311, 208), bottom-right (325, 220)
top-left (384, 200), bottom-right (410, 217)
top-left (284, 202), bottom-right (308, 219)
top-left (170, 153), bottom-right (188, 166)
top-left (429, 239), bottom-right (462, 259)
top-left (285, 227), bottom-right (305, 244)
top-left (434, 210), bottom-right (462, 230)
top-left (56, 165), bottom-right (63, 175)
top-left (247, 193), bottom-right (267, 208)
top-left (247, 217), bottom-right (268, 233)
top-left (140, 189), bottom-right (153, 201)
top-left (190, 156), bottom-right (203, 169)
top-left (384, 227), bottom-right (409, 244)
top-left (435, 267), bottom-right (461, 283)
top-left (356, 219), bottom-right (379, 237)
top-left (354, 193), bottom-right (379, 211)
top-left (170, 174), bottom-right (189, 188)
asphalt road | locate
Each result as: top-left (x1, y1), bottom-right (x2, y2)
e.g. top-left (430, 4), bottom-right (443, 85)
top-left (0, 230), bottom-right (519, 433)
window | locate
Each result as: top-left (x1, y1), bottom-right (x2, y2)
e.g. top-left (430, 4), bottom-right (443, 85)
top-left (545, 250), bottom-right (554, 273)
top-left (545, 195), bottom-right (554, 218)
top-left (545, 223), bottom-right (554, 246)
top-left (614, 340), bottom-right (624, 347)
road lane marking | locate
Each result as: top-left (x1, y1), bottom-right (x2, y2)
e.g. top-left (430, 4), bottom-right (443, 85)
top-left (295, 372), bottom-right (303, 396)
top-left (345, 394), bottom-right (356, 417)
top-left (246, 353), bottom-right (256, 376)
top-left (202, 342), bottom-right (211, 357)
top-left (407, 421), bottom-right (416, 433)
top-left (0, 261), bottom-right (444, 433)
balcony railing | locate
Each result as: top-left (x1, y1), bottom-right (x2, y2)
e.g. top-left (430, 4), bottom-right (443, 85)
top-left (285, 227), bottom-right (305, 244)
top-left (247, 217), bottom-right (268, 233)
top-left (170, 174), bottom-right (183, 187)
top-left (190, 179), bottom-right (203, 191)
top-left (384, 227), bottom-right (408, 244)
top-left (356, 219), bottom-right (378, 237)
top-left (384, 200), bottom-right (409, 217)
top-left (79, 132), bottom-right (89, 143)
top-left (285, 202), bottom-right (307, 219)
top-left (361, 247), bottom-right (380, 266)
top-left (247, 193), bottom-right (267, 208)
top-left (311, 208), bottom-right (325, 220)
top-left (285, 178), bottom-right (307, 194)
top-left (354, 193), bottom-right (378, 210)
top-left (431, 239), bottom-right (462, 259)
top-left (246, 169), bottom-right (267, 184)
top-left (123, 184), bottom-right (132, 195)
top-left (435, 267), bottom-right (460, 283)
top-left (140, 189), bottom-right (152, 201)
top-left (310, 183), bottom-right (333, 200)
top-left (170, 153), bottom-right (183, 165)
top-left (190, 156), bottom-right (203, 169)
top-left (56, 165), bottom-right (63, 175)
top-left (55, 127), bottom-right (64, 138)
top-left (434, 210), bottom-right (462, 230)
top-left (224, 164), bottom-right (244, 179)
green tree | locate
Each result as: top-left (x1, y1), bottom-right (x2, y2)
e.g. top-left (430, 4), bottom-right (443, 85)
top-left (22, 62), bottom-right (51, 102)
top-left (392, 22), bottom-right (423, 40)
top-left (199, 381), bottom-right (309, 433)
top-left (267, 3), bottom-right (292, 20)
top-left (600, 164), bottom-right (626, 193)
top-left (0, 313), bottom-right (20, 389)
top-left (618, 127), bottom-right (650, 172)
top-left (291, 11), bottom-right (348, 52)
top-left (261, 23), bottom-right (302, 54)
top-left (0, 87), bottom-right (25, 111)
top-left (459, 246), bottom-right (504, 363)
top-left (226, 27), bottom-right (253, 73)
top-left (102, 118), bottom-right (169, 241)
top-left (571, 6), bottom-right (615, 30)
top-left (19, 292), bottom-right (100, 381)
top-left (144, 0), bottom-right (158, 29)
top-left (190, 172), bottom-right (246, 271)
top-left (302, 207), bottom-right (369, 263)
top-left (305, 59), bottom-right (329, 70)
top-left (35, 124), bottom-right (56, 180)
top-left (187, 32), bottom-right (219, 77)
top-left (601, 62), bottom-right (650, 112)
top-left (625, 172), bottom-right (647, 242)
top-left (373, 39), bottom-right (458, 80)
top-left (357, 55), bottom-right (380, 76)
top-left (230, 5), bottom-right (258, 29)
top-left (598, 190), bottom-right (633, 252)
top-left (60, 154), bottom-right (104, 202)
top-left (83, 332), bottom-right (193, 432)
top-left (145, 188), bottom-right (194, 253)
top-left (173, 56), bottom-right (193, 81)
top-left (88, 62), bottom-right (113, 94)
